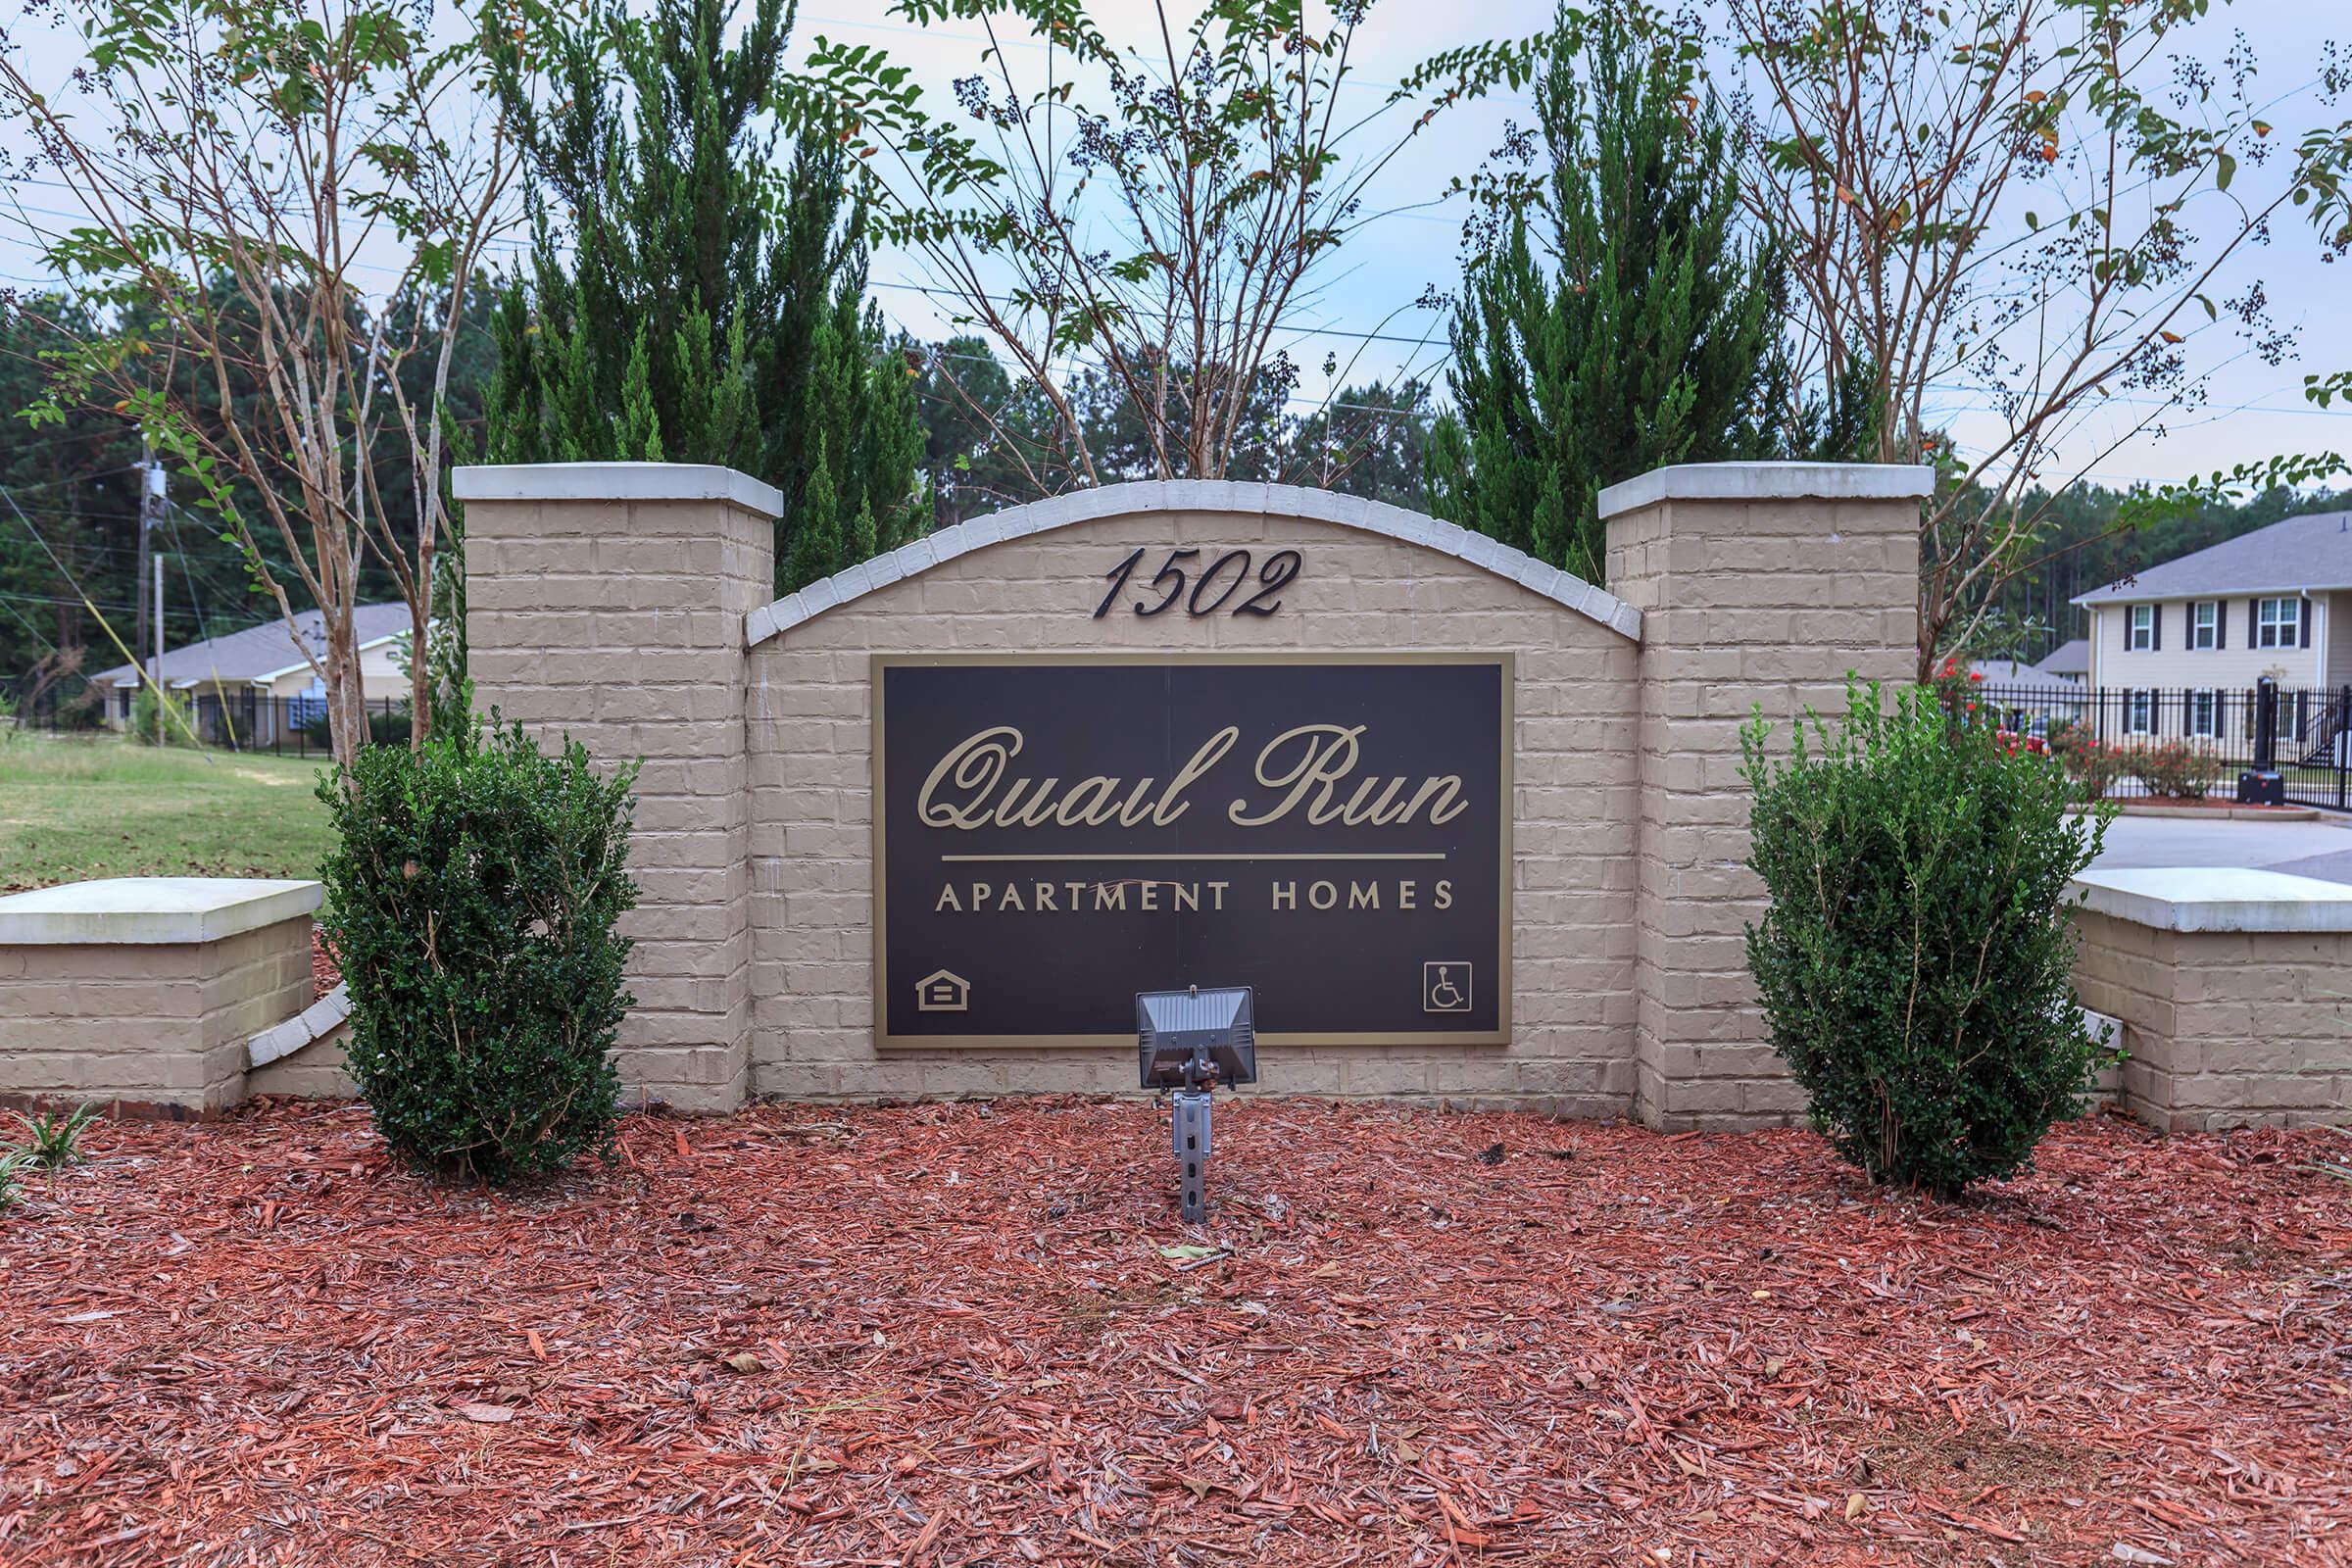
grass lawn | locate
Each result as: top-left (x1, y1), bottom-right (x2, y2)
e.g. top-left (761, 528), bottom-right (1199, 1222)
top-left (0, 732), bottom-right (334, 892)
top-left (3, 1101), bottom-right (2345, 1565)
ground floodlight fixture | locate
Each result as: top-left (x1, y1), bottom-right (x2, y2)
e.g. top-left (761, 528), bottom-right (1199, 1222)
top-left (1137, 985), bottom-right (1255, 1224)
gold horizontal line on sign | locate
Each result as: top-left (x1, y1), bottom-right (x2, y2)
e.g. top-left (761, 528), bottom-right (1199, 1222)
top-left (937, 852), bottom-right (1449, 863)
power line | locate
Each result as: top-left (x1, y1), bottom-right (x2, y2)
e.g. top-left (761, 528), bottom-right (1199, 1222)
top-left (0, 589), bottom-right (62, 656)
top-left (0, 588), bottom-right (139, 613)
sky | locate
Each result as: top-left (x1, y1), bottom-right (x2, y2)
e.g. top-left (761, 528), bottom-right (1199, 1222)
top-left (3, 0), bottom-right (2350, 490)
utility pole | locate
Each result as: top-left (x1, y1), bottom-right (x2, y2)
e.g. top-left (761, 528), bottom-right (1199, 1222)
top-left (133, 437), bottom-right (153, 702)
top-left (139, 444), bottom-right (168, 738)
top-left (153, 553), bottom-right (165, 742)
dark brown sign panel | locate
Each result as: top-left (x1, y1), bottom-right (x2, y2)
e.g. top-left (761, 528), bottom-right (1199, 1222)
top-left (874, 655), bottom-right (1510, 1047)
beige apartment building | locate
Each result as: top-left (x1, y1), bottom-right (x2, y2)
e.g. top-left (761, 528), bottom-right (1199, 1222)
top-left (2075, 509), bottom-right (2352, 749)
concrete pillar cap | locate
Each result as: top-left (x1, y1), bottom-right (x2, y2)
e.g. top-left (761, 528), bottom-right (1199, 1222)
top-left (454, 462), bottom-right (783, 517)
top-left (1595, 462), bottom-right (1936, 519)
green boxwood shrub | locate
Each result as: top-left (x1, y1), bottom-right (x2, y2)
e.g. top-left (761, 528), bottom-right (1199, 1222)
top-left (318, 716), bottom-right (639, 1183)
top-left (1740, 682), bottom-right (2114, 1197)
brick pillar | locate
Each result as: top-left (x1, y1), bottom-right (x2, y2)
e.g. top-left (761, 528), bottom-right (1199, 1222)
top-left (1601, 463), bottom-right (1930, 1129)
top-left (455, 464), bottom-right (778, 1113)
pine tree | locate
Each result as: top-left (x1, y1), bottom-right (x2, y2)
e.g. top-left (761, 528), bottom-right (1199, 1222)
top-left (484, 0), bottom-right (921, 588)
top-left (1425, 3), bottom-right (1778, 584)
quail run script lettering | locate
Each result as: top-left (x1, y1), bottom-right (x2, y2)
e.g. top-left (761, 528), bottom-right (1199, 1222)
top-left (915, 720), bottom-right (1465, 918)
top-left (916, 722), bottom-right (1470, 832)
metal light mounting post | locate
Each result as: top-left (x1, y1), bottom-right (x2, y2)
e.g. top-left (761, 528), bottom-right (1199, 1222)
top-left (1137, 986), bottom-right (1256, 1224)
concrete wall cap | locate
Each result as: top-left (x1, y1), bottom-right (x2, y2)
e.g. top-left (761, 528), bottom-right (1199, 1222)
top-left (2069, 865), bottom-right (2352, 933)
top-left (748, 479), bottom-right (1642, 646)
top-left (454, 462), bottom-right (784, 518)
top-left (1595, 462), bottom-right (1936, 519)
top-left (0, 877), bottom-right (323, 946)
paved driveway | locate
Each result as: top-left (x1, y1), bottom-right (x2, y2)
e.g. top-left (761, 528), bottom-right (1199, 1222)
top-left (2089, 811), bottom-right (2352, 886)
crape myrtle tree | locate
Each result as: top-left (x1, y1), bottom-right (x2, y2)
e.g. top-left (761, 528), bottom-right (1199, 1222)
top-left (912, 334), bottom-right (1056, 525)
top-left (907, 334), bottom-right (1351, 519)
top-left (482, 0), bottom-right (923, 592)
top-left (1723, 0), bottom-right (2352, 677)
top-left (1425, 2), bottom-right (1786, 585)
top-left (795, 0), bottom-right (1544, 494)
top-left (0, 0), bottom-right (518, 766)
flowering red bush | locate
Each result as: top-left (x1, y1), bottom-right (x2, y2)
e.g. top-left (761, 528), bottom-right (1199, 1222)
top-left (2047, 721), bottom-right (2123, 800)
top-left (1994, 728), bottom-right (2049, 758)
top-left (1926, 654), bottom-right (1983, 715)
top-left (2129, 739), bottom-right (2220, 801)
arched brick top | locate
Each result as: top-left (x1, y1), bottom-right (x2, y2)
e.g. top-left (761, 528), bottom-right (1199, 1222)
top-left (743, 479), bottom-right (1643, 647)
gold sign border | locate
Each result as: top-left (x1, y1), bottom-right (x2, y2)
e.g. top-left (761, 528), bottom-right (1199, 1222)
top-left (870, 651), bottom-right (1515, 1050)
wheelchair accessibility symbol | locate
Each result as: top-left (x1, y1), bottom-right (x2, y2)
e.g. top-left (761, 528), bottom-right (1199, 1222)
top-left (1422, 961), bottom-right (1473, 1013)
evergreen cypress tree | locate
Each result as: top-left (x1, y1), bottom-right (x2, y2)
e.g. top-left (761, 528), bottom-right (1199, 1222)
top-left (484, 0), bottom-right (921, 588)
top-left (618, 324), bottom-right (664, 462)
top-left (848, 499), bottom-right (877, 565)
top-left (787, 435), bottom-right (843, 591)
top-left (1425, 4), bottom-right (1777, 584)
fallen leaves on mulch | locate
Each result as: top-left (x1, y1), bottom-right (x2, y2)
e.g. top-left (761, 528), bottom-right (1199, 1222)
top-left (2, 1101), bottom-right (2348, 1567)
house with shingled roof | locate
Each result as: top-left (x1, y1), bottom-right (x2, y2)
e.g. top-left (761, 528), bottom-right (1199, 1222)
top-left (2074, 510), bottom-right (2352, 692)
top-left (88, 603), bottom-right (418, 743)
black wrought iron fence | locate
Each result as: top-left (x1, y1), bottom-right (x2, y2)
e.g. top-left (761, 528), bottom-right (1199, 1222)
top-left (14, 687), bottom-right (412, 759)
top-left (1975, 678), bottom-right (2352, 811)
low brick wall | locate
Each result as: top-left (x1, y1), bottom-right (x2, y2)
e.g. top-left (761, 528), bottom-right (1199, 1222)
top-left (247, 1028), bottom-right (354, 1100)
top-left (2069, 869), bottom-right (2352, 1130)
top-left (0, 879), bottom-right (325, 1116)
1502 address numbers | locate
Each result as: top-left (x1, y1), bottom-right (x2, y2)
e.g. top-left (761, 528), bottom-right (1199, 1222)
top-left (1093, 547), bottom-right (1301, 619)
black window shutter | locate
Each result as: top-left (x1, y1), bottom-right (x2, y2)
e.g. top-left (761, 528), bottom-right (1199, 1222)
top-left (2121, 606), bottom-right (2131, 648)
top-left (2153, 605), bottom-right (2162, 651)
top-left (2217, 600), bottom-right (2227, 650)
top-left (2249, 600), bottom-right (2259, 647)
top-left (2300, 597), bottom-right (2313, 649)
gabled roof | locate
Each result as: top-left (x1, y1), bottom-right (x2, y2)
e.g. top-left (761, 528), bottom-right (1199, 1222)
top-left (1970, 659), bottom-right (2084, 696)
top-left (2073, 510), bottom-right (2352, 605)
top-left (90, 603), bottom-right (416, 689)
top-left (2034, 638), bottom-right (2089, 676)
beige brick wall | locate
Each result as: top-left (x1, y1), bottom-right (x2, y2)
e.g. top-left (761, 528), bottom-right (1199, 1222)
top-left (751, 505), bottom-right (1645, 1114)
top-left (1601, 495), bottom-right (1921, 1128)
top-left (0, 918), bottom-right (315, 1115)
top-left (466, 489), bottom-right (773, 1111)
top-left (2071, 909), bottom-right (2352, 1130)
top-left (456, 466), bottom-right (1936, 1123)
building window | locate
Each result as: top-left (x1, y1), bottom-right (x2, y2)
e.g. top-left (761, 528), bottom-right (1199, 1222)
top-left (2189, 601), bottom-right (2219, 650)
top-left (2127, 604), bottom-right (2154, 651)
top-left (2256, 596), bottom-right (2299, 649)
top-left (2188, 689), bottom-right (2218, 737)
top-left (2127, 689), bottom-right (2153, 734)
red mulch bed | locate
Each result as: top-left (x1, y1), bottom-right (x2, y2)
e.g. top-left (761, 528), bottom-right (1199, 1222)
top-left (3, 1102), bottom-right (2347, 1567)
top-left (311, 926), bottom-right (340, 999)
